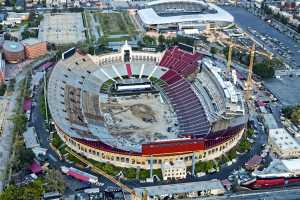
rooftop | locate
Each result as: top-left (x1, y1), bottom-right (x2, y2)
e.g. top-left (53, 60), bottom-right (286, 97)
top-left (3, 40), bottom-right (24, 52)
top-left (21, 38), bottom-right (43, 46)
top-left (134, 179), bottom-right (225, 197)
top-left (23, 127), bottom-right (39, 149)
top-left (253, 159), bottom-right (300, 178)
top-left (137, 3), bottom-right (233, 25)
top-left (269, 128), bottom-right (300, 151)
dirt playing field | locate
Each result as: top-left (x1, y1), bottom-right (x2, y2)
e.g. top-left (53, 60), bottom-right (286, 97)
top-left (100, 93), bottom-right (178, 145)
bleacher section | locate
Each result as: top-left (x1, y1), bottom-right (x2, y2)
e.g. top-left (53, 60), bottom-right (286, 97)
top-left (197, 69), bottom-right (226, 115)
top-left (82, 91), bottom-right (104, 126)
top-left (64, 85), bottom-right (86, 127)
top-left (160, 70), bottom-right (210, 137)
top-left (159, 47), bottom-right (202, 77)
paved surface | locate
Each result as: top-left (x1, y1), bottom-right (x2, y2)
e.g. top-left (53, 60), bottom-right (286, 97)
top-left (264, 77), bottom-right (300, 106)
top-left (38, 13), bottom-right (86, 44)
top-left (222, 6), bottom-right (300, 66)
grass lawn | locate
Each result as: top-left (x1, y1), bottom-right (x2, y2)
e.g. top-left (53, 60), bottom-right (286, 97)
top-left (95, 12), bottom-right (137, 36)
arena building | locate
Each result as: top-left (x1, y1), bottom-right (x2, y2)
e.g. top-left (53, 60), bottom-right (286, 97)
top-left (21, 38), bottom-right (47, 59)
top-left (47, 42), bottom-right (247, 171)
top-left (137, 0), bottom-right (234, 32)
top-left (2, 40), bottom-right (25, 63)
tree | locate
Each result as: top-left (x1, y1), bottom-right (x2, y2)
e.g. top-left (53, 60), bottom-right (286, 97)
top-left (0, 84), bottom-right (7, 96)
top-left (11, 113), bottom-right (27, 135)
top-left (291, 109), bottom-right (300, 124)
top-left (239, 139), bottom-right (251, 152)
top-left (45, 169), bottom-right (66, 193)
top-left (210, 47), bottom-right (217, 57)
top-left (21, 30), bottom-right (37, 39)
top-left (158, 34), bottom-right (165, 45)
top-left (142, 35), bottom-right (156, 46)
top-left (253, 60), bottom-right (275, 79)
top-left (123, 168), bottom-right (137, 179)
top-left (0, 179), bottom-right (44, 200)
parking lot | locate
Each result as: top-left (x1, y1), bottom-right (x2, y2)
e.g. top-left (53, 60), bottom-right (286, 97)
top-left (223, 6), bottom-right (300, 68)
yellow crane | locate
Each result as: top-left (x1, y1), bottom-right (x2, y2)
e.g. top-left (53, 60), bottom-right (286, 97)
top-left (222, 39), bottom-right (273, 73)
top-left (220, 39), bottom-right (273, 100)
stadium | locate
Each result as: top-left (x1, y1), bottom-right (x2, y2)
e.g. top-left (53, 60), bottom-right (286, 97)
top-left (48, 42), bottom-right (247, 170)
top-left (137, 0), bottom-right (234, 32)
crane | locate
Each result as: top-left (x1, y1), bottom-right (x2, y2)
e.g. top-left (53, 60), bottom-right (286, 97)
top-left (221, 39), bottom-right (273, 73)
top-left (219, 39), bottom-right (273, 101)
top-left (245, 43), bottom-right (256, 101)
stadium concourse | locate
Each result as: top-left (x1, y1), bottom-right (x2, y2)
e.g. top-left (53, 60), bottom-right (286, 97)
top-left (47, 42), bottom-right (247, 170)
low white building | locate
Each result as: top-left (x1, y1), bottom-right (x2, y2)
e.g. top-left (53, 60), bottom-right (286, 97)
top-left (253, 159), bottom-right (300, 178)
top-left (268, 128), bottom-right (300, 159)
top-left (134, 179), bottom-right (225, 199)
top-left (162, 160), bottom-right (186, 181)
top-left (23, 127), bottom-right (39, 149)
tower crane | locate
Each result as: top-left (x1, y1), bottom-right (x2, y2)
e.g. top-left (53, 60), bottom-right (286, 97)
top-left (220, 39), bottom-right (273, 101)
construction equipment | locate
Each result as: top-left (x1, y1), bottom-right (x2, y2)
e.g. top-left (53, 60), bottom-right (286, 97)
top-left (220, 39), bottom-right (273, 101)
top-left (222, 39), bottom-right (273, 73)
top-left (245, 43), bottom-right (256, 101)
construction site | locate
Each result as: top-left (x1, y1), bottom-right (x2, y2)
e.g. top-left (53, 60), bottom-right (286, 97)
top-left (101, 93), bottom-right (178, 145)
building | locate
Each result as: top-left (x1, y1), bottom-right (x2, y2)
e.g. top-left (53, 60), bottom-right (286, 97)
top-left (137, 0), bottom-right (234, 32)
top-left (2, 41), bottom-right (25, 63)
top-left (1, 12), bottom-right (29, 26)
top-left (268, 128), bottom-right (300, 159)
top-left (162, 160), bottom-right (186, 181)
top-left (134, 179), bottom-right (225, 199)
top-left (23, 127), bottom-right (39, 149)
top-left (253, 158), bottom-right (300, 178)
top-left (47, 43), bottom-right (246, 171)
top-left (21, 38), bottom-right (47, 59)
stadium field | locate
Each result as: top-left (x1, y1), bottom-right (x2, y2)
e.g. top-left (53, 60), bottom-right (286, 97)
top-left (95, 12), bottom-right (137, 36)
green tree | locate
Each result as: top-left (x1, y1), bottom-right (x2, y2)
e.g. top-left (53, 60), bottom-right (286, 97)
top-left (142, 35), bottom-right (156, 46)
top-left (158, 34), bottom-right (165, 45)
top-left (253, 60), bottom-right (275, 79)
top-left (239, 139), bottom-right (251, 152)
top-left (11, 113), bottom-right (27, 135)
top-left (0, 179), bottom-right (44, 200)
top-left (290, 106), bottom-right (300, 124)
top-left (210, 47), bottom-right (217, 57)
top-left (0, 84), bottom-right (7, 96)
top-left (45, 169), bottom-right (66, 193)
top-left (123, 168), bottom-right (137, 179)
